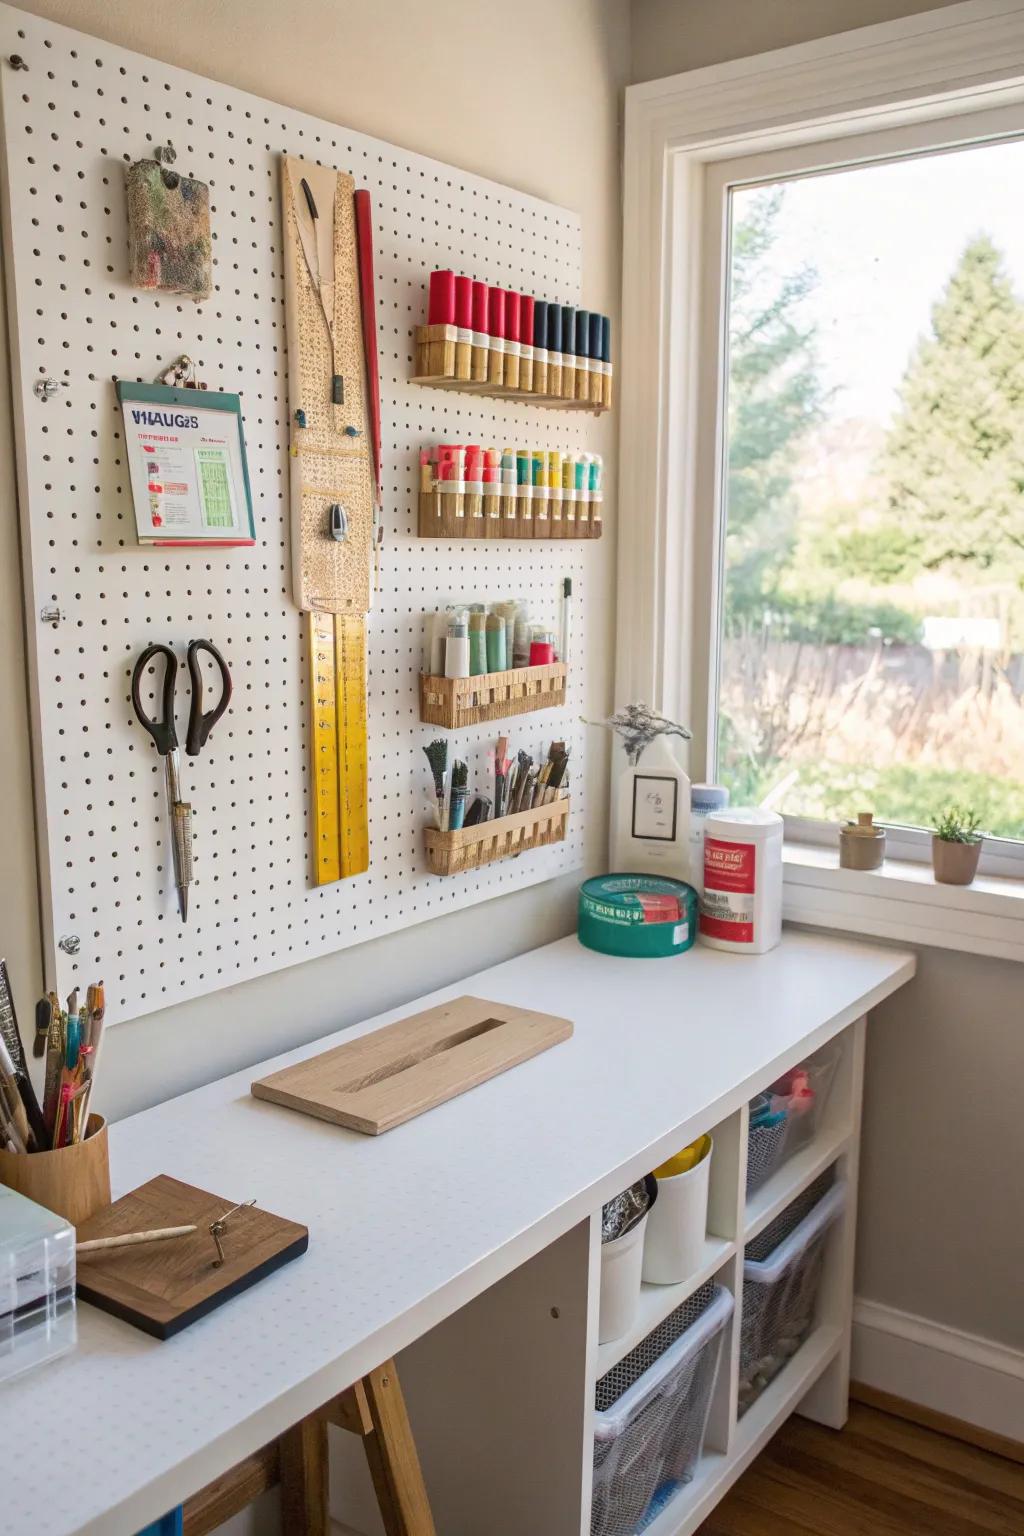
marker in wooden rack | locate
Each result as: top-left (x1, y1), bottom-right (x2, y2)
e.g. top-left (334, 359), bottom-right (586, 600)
top-left (560, 304), bottom-right (577, 400)
top-left (471, 280), bottom-right (490, 382)
top-left (519, 295), bottom-right (535, 393)
top-left (504, 290), bottom-right (521, 392)
top-left (575, 310), bottom-right (591, 402)
top-left (602, 314), bottom-right (613, 408)
top-left (546, 302), bottom-right (562, 398)
top-left (589, 311), bottom-right (604, 407)
top-left (532, 299), bottom-right (549, 397)
top-left (454, 275), bottom-right (473, 382)
top-left (487, 285), bottom-right (506, 387)
top-left (427, 268), bottom-right (457, 377)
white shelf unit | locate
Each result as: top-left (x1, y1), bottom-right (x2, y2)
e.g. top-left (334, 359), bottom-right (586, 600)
top-left (585, 1016), bottom-right (866, 1536)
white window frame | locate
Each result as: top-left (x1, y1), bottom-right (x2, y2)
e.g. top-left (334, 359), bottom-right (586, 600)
top-left (618, 0), bottom-right (1024, 958)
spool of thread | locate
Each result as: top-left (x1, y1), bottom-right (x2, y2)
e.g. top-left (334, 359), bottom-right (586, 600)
top-left (547, 302), bottom-right (562, 398)
top-left (471, 280), bottom-right (490, 382)
top-left (575, 310), bottom-right (591, 401)
top-left (504, 291), bottom-right (522, 391)
top-left (520, 295), bottom-right (535, 392)
top-left (469, 610), bottom-right (487, 676)
top-left (533, 299), bottom-right (549, 396)
top-left (428, 269), bottom-right (456, 325)
top-left (486, 612), bottom-right (506, 671)
top-left (487, 286), bottom-right (506, 386)
top-left (454, 275), bottom-right (473, 381)
top-left (444, 610), bottom-right (469, 678)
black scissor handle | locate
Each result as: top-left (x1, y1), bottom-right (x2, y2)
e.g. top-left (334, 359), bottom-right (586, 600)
top-left (131, 644), bottom-right (178, 756)
top-left (185, 639), bottom-right (232, 756)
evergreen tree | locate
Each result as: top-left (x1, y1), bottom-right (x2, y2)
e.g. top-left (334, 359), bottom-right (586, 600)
top-left (724, 188), bottom-right (824, 628)
top-left (881, 234), bottom-right (1024, 580)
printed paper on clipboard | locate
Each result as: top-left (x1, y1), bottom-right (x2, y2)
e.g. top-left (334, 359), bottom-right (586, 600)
top-left (117, 380), bottom-right (256, 546)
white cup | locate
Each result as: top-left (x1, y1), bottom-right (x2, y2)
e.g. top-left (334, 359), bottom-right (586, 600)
top-left (599, 1215), bottom-right (648, 1344)
top-left (642, 1138), bottom-right (713, 1285)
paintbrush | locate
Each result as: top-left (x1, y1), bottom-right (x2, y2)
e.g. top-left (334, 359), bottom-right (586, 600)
top-left (423, 738), bottom-right (449, 831)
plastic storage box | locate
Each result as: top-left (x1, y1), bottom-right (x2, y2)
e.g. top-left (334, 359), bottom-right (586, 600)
top-left (591, 1281), bottom-right (734, 1536)
top-left (745, 1044), bottom-right (839, 1195)
top-left (0, 1185), bottom-right (76, 1384)
top-left (739, 1176), bottom-right (846, 1414)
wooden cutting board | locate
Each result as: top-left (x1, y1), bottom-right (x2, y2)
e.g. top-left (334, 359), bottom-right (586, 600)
top-left (251, 995), bottom-right (573, 1135)
top-left (75, 1175), bottom-right (308, 1339)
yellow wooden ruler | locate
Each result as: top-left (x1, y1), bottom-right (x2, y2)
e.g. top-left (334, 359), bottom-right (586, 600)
top-left (309, 611), bottom-right (369, 883)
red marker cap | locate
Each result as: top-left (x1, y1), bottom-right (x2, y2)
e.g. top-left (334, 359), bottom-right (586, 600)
top-left (505, 291), bottom-right (521, 344)
top-left (472, 280), bottom-right (489, 333)
top-left (428, 270), bottom-right (456, 325)
top-left (487, 286), bottom-right (507, 340)
top-left (455, 275), bottom-right (473, 330)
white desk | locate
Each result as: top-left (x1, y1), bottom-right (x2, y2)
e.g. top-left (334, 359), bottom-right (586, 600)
top-left (0, 932), bottom-right (915, 1536)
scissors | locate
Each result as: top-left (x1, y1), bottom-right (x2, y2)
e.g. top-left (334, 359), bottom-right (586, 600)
top-left (131, 640), bottom-right (232, 922)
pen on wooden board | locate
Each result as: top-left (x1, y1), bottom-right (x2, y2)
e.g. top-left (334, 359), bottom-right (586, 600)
top-left (76, 1224), bottom-right (197, 1256)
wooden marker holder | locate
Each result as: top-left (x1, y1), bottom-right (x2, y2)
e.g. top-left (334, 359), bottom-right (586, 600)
top-left (419, 664), bottom-right (567, 728)
top-left (418, 490), bottom-right (601, 539)
top-left (252, 995), bottom-right (573, 1135)
top-left (411, 327), bottom-right (611, 413)
top-left (0, 1114), bottom-right (111, 1226)
top-left (425, 797), bottom-right (569, 875)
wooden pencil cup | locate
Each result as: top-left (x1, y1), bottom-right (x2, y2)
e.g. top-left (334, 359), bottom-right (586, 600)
top-left (0, 1113), bottom-right (111, 1227)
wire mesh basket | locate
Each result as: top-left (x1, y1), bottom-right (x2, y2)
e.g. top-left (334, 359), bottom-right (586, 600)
top-left (745, 1044), bottom-right (839, 1195)
top-left (591, 1283), bottom-right (734, 1536)
top-left (739, 1179), bottom-right (846, 1416)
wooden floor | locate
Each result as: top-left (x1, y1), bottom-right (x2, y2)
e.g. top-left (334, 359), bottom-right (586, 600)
top-left (698, 1404), bottom-right (1024, 1535)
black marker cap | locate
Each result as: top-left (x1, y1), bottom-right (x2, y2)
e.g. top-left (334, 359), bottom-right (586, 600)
top-left (561, 305), bottom-right (576, 357)
top-left (547, 302), bottom-right (563, 354)
top-left (575, 310), bottom-right (590, 358)
top-left (601, 313), bottom-right (611, 364)
top-left (589, 311), bottom-right (603, 360)
top-left (533, 299), bottom-right (548, 349)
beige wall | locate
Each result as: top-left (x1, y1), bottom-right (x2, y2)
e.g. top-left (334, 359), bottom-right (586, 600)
top-left (2, 0), bottom-right (626, 1119)
top-left (630, 0), bottom-right (969, 81)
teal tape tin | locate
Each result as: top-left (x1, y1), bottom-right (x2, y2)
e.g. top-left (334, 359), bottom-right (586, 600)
top-left (578, 875), bottom-right (698, 958)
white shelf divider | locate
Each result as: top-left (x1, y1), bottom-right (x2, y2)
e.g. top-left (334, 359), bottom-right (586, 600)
top-left (744, 1126), bottom-right (852, 1241)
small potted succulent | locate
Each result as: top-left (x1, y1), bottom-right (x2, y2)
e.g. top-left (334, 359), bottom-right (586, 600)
top-left (932, 805), bottom-right (984, 886)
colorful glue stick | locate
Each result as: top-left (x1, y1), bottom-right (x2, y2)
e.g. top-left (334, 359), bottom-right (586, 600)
top-left (501, 447), bottom-right (517, 537)
top-left (483, 447), bottom-right (501, 533)
top-left (533, 299), bottom-right (549, 397)
top-left (504, 290), bottom-right (521, 391)
top-left (547, 302), bottom-right (562, 399)
top-left (589, 311), bottom-right (604, 406)
top-left (560, 305), bottom-right (577, 399)
top-left (532, 448), bottom-right (548, 538)
top-left (454, 275), bottom-right (473, 382)
top-left (575, 310), bottom-right (591, 401)
top-left (547, 450), bottom-right (563, 537)
top-left (601, 314), bottom-right (612, 408)
top-left (519, 295), bottom-right (535, 393)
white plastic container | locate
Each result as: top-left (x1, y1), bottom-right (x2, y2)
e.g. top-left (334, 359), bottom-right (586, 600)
top-left (687, 783), bottom-right (729, 896)
top-left (642, 1138), bottom-right (713, 1285)
top-left (699, 807), bottom-right (783, 954)
top-left (610, 731), bottom-right (692, 884)
top-left (599, 1216), bottom-right (648, 1344)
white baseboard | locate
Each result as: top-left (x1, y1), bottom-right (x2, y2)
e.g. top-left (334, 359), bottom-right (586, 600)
top-left (852, 1297), bottom-right (1024, 1442)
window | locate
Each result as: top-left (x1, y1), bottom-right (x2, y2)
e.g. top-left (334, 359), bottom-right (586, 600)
top-left (712, 133), bottom-right (1024, 842)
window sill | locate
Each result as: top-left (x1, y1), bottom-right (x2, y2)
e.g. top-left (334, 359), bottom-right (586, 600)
top-left (783, 843), bottom-right (1024, 963)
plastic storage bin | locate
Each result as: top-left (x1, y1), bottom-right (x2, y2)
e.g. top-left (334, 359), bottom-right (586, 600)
top-left (745, 1044), bottom-right (839, 1195)
top-left (0, 1186), bottom-right (76, 1384)
top-left (739, 1176), bottom-right (846, 1415)
top-left (592, 1281), bottom-right (734, 1536)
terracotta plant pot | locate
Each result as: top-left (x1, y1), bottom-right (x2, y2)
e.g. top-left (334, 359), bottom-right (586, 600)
top-left (932, 836), bottom-right (982, 886)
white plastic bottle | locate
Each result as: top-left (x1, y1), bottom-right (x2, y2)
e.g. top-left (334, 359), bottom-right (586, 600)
top-left (687, 783), bottom-right (730, 897)
top-left (610, 731), bottom-right (692, 882)
top-left (698, 807), bottom-right (783, 954)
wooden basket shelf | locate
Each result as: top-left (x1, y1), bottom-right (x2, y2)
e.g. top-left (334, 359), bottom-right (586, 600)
top-left (425, 797), bottom-right (570, 876)
top-left (418, 491), bottom-right (601, 540)
top-left (420, 664), bottom-right (567, 728)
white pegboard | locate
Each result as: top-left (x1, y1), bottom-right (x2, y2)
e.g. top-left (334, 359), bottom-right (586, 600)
top-left (0, 4), bottom-right (595, 1023)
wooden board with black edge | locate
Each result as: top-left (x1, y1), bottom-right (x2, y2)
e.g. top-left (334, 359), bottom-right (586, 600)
top-left (251, 995), bottom-right (573, 1135)
top-left (74, 1175), bottom-right (308, 1339)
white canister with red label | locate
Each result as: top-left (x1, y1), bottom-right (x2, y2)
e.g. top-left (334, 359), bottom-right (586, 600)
top-left (698, 807), bottom-right (783, 954)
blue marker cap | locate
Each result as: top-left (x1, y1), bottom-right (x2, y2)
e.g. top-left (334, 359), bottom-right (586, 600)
top-left (601, 313), bottom-right (611, 364)
top-left (575, 310), bottom-right (590, 358)
top-left (561, 305), bottom-right (576, 358)
top-left (589, 311), bottom-right (603, 360)
top-left (533, 299), bottom-right (548, 349)
top-left (547, 303), bottom-right (562, 353)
